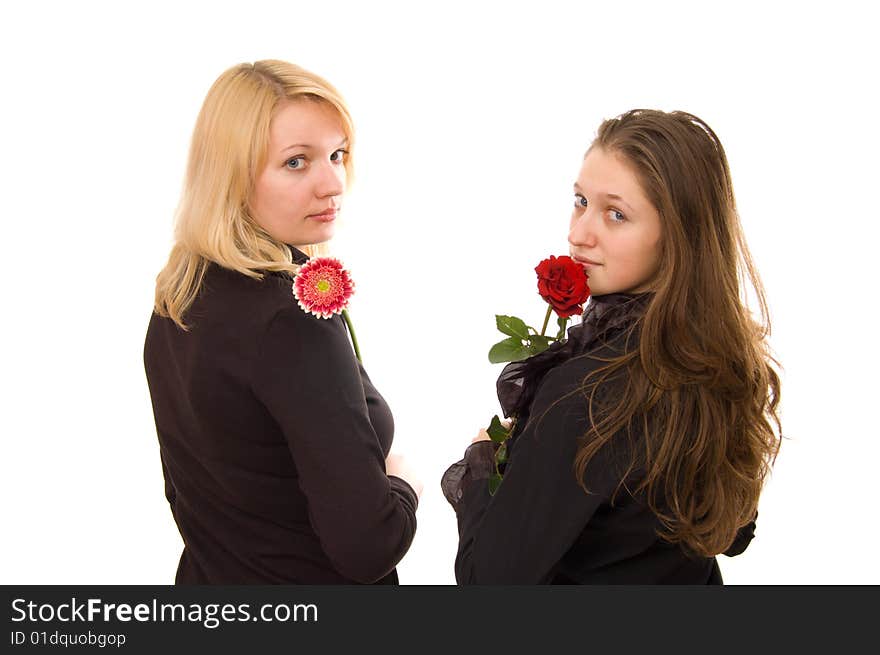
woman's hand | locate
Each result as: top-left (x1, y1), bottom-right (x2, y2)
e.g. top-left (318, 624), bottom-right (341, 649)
top-left (471, 429), bottom-right (491, 444)
top-left (385, 452), bottom-right (424, 499)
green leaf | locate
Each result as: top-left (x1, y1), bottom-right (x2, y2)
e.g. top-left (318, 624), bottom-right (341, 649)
top-left (495, 442), bottom-right (508, 465)
top-left (488, 337), bottom-right (530, 364)
top-left (488, 473), bottom-right (503, 496)
top-left (487, 414), bottom-right (511, 442)
top-left (495, 315), bottom-right (531, 340)
top-left (527, 335), bottom-right (553, 356)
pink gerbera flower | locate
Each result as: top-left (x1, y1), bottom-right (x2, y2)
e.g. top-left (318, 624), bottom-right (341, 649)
top-left (292, 257), bottom-right (355, 319)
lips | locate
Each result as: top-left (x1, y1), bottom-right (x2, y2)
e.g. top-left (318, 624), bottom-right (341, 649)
top-left (571, 254), bottom-right (601, 266)
top-left (308, 208), bottom-right (338, 222)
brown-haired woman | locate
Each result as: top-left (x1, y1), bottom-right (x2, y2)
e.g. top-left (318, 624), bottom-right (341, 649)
top-left (442, 109), bottom-right (781, 583)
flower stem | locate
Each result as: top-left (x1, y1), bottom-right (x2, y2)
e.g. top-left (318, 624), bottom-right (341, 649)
top-left (540, 305), bottom-right (553, 337)
top-left (341, 309), bottom-right (362, 363)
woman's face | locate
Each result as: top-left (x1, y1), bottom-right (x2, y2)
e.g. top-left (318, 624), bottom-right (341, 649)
top-left (568, 147), bottom-right (662, 295)
top-left (250, 99), bottom-right (348, 248)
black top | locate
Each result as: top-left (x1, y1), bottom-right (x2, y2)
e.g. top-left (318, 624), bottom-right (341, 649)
top-left (143, 249), bottom-right (418, 584)
top-left (442, 293), bottom-right (755, 584)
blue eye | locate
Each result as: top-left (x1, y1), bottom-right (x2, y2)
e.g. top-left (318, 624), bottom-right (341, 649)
top-left (286, 157), bottom-right (304, 170)
top-left (574, 194), bottom-right (588, 208)
top-left (609, 209), bottom-right (625, 223)
top-left (330, 149), bottom-right (347, 163)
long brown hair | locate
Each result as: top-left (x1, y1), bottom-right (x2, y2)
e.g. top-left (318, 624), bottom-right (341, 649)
top-left (573, 109), bottom-right (782, 557)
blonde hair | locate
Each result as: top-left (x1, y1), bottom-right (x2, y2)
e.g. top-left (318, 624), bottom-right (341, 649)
top-left (154, 60), bottom-right (354, 328)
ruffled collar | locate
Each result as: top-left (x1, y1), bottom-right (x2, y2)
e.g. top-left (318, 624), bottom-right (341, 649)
top-left (496, 292), bottom-right (652, 420)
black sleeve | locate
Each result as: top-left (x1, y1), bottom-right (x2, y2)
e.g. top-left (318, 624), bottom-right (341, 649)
top-left (452, 358), bottom-right (630, 584)
top-left (251, 304), bottom-right (417, 583)
top-left (159, 451), bottom-right (176, 512)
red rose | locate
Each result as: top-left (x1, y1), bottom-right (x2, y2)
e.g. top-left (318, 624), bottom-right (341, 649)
top-left (535, 255), bottom-right (591, 318)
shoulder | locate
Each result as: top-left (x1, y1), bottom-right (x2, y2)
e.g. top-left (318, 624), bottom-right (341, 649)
top-left (181, 264), bottom-right (349, 355)
top-left (250, 274), bottom-right (352, 364)
top-left (202, 263), bottom-right (294, 305)
top-left (199, 262), bottom-right (352, 334)
top-left (250, 283), bottom-right (359, 399)
top-left (261, 296), bottom-right (348, 345)
top-left (518, 329), bottom-right (638, 473)
top-left (195, 264), bottom-right (303, 326)
top-left (535, 328), bottom-right (635, 411)
top-left (518, 334), bottom-right (640, 490)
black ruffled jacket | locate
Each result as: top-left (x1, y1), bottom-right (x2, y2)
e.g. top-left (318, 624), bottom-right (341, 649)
top-left (441, 293), bottom-right (755, 584)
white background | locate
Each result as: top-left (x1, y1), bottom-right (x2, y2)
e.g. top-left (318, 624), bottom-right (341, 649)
top-left (2, 0), bottom-right (877, 585)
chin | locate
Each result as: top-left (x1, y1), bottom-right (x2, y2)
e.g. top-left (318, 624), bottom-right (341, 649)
top-left (305, 226), bottom-right (335, 245)
top-left (586, 280), bottom-right (606, 296)
top-left (590, 284), bottom-right (625, 296)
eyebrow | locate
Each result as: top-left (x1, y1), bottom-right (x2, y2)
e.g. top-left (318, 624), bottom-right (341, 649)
top-left (282, 138), bottom-right (348, 153)
top-left (573, 184), bottom-right (635, 211)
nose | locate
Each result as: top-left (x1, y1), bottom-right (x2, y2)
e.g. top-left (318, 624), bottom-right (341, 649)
top-left (568, 207), bottom-right (598, 249)
top-left (314, 159), bottom-right (345, 199)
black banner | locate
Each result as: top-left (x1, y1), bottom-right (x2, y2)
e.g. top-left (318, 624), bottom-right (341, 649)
top-left (2, 586), bottom-right (875, 652)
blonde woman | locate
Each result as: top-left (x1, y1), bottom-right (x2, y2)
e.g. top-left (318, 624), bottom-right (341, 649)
top-left (144, 60), bottom-right (422, 584)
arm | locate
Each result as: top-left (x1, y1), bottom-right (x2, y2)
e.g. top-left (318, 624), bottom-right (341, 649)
top-left (251, 305), bottom-right (417, 583)
top-left (159, 451), bottom-right (176, 512)
top-left (453, 359), bottom-right (629, 584)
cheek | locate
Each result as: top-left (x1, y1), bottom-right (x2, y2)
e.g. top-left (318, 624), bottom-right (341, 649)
top-left (251, 174), bottom-right (276, 215)
top-left (256, 176), bottom-right (300, 219)
top-left (617, 234), bottom-right (659, 269)
top-left (634, 236), bottom-right (662, 279)
top-left (644, 231), bottom-right (662, 263)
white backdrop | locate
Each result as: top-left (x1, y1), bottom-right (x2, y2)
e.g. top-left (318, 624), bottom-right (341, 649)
top-left (2, 0), bottom-right (877, 584)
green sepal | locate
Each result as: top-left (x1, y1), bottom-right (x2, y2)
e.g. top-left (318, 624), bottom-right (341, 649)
top-left (556, 316), bottom-right (569, 340)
